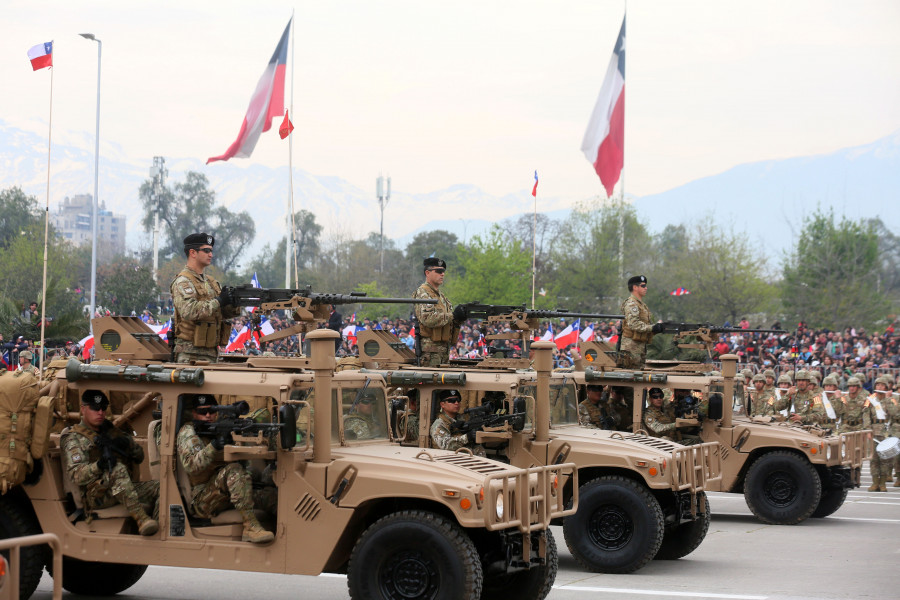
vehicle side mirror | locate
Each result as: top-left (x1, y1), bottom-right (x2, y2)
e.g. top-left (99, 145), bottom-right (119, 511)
top-left (707, 394), bottom-right (723, 420)
top-left (279, 405), bottom-right (297, 449)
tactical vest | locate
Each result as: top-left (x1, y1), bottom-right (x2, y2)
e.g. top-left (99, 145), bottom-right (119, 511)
top-left (417, 284), bottom-right (455, 343)
top-left (620, 297), bottom-right (653, 343)
top-left (181, 424), bottom-right (218, 487)
top-left (172, 267), bottom-right (228, 348)
top-left (0, 371), bottom-right (50, 494)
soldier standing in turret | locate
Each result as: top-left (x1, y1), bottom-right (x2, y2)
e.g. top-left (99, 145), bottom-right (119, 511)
top-left (170, 233), bottom-right (237, 363)
top-left (413, 258), bottom-right (464, 367)
top-left (617, 275), bottom-right (664, 369)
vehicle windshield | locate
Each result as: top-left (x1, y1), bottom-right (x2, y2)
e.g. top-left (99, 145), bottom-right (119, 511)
top-left (340, 386), bottom-right (389, 441)
top-left (518, 383), bottom-right (579, 426)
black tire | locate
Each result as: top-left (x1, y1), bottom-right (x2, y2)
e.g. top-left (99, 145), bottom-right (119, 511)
top-left (563, 475), bottom-right (664, 574)
top-left (654, 492), bottom-right (710, 560)
top-left (347, 510), bottom-right (482, 600)
top-left (481, 530), bottom-right (558, 600)
top-left (744, 451), bottom-right (821, 525)
top-left (810, 487), bottom-right (849, 519)
top-left (0, 495), bottom-right (46, 600)
top-left (58, 557), bottom-right (148, 595)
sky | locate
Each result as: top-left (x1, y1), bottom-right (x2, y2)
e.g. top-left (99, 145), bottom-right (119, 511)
top-left (4, 0), bottom-right (900, 203)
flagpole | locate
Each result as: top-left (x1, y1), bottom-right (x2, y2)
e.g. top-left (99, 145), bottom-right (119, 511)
top-left (617, 7), bottom-right (627, 309)
top-left (531, 184), bottom-right (537, 308)
top-left (284, 14), bottom-right (295, 288)
top-left (38, 52), bottom-right (54, 383)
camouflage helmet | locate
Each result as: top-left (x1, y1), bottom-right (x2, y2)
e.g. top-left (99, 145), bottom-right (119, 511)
top-left (875, 375), bottom-right (892, 387)
top-left (822, 375), bottom-right (839, 387)
top-left (854, 372), bottom-right (866, 383)
top-left (881, 373), bottom-right (895, 384)
top-left (794, 369), bottom-right (811, 381)
top-left (19, 350), bottom-right (33, 360)
top-left (740, 368), bottom-right (753, 379)
top-left (763, 369), bottom-right (776, 380)
top-left (735, 374), bottom-right (746, 383)
top-left (752, 373), bottom-right (765, 383)
top-left (809, 370), bottom-right (822, 381)
top-left (708, 370), bottom-right (722, 377)
top-left (777, 374), bottom-right (793, 385)
top-left (846, 376), bottom-right (862, 387)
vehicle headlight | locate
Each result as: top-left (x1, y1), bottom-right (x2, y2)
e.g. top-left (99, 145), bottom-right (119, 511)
top-left (496, 494), bottom-right (505, 520)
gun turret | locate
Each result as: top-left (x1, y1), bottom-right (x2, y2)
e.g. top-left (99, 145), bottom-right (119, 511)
top-left (65, 359), bottom-right (205, 386)
top-left (654, 322), bottom-right (786, 356)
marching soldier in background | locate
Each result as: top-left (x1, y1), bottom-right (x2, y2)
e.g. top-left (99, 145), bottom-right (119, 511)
top-left (170, 233), bottom-right (238, 363)
top-left (820, 374), bottom-right (844, 433)
top-left (413, 257), bottom-right (463, 367)
top-left (763, 369), bottom-right (777, 391)
top-left (177, 394), bottom-right (274, 542)
top-left (617, 275), bottom-right (664, 369)
top-left (839, 377), bottom-right (868, 434)
top-left (785, 370), bottom-right (820, 425)
top-left (61, 390), bottom-right (159, 536)
top-left (865, 376), bottom-right (891, 492)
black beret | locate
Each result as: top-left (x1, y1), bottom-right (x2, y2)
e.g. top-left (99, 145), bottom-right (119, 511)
top-left (81, 389), bottom-right (109, 410)
top-left (183, 232), bottom-right (214, 249)
top-left (438, 389), bottom-right (461, 402)
top-left (189, 393), bottom-right (218, 408)
top-left (586, 384), bottom-right (603, 391)
top-left (627, 275), bottom-right (647, 288)
top-left (423, 257), bottom-right (447, 270)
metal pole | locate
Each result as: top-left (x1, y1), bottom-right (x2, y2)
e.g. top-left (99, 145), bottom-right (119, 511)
top-left (81, 35), bottom-right (102, 330)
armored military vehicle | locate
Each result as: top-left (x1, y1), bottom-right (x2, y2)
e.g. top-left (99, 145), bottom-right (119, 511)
top-left (358, 330), bottom-right (721, 574)
top-left (575, 341), bottom-right (872, 525)
top-left (0, 319), bottom-right (575, 600)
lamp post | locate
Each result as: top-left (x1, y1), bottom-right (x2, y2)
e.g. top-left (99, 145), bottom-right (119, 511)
top-left (79, 33), bottom-right (101, 331)
top-left (376, 175), bottom-right (391, 272)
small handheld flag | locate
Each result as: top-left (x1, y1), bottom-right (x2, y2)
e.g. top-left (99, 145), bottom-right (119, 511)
top-left (279, 110), bottom-right (294, 139)
top-left (670, 287), bottom-right (691, 296)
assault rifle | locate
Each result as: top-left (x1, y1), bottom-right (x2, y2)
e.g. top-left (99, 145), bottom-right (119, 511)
top-left (450, 398), bottom-right (528, 435)
top-left (192, 401), bottom-right (297, 450)
top-left (454, 302), bottom-right (624, 363)
top-left (93, 424), bottom-right (140, 471)
top-left (654, 322), bottom-right (786, 357)
top-left (219, 284), bottom-right (437, 347)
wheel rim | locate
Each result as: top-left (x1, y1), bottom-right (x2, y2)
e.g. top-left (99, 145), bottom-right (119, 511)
top-left (588, 504), bottom-right (634, 550)
top-left (379, 550), bottom-right (440, 600)
top-left (762, 470), bottom-right (798, 507)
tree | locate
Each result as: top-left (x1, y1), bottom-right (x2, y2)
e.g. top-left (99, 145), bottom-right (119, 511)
top-left (139, 171), bottom-right (255, 273)
top-left (0, 187), bottom-right (42, 250)
top-left (405, 230), bottom-right (460, 272)
top-left (97, 258), bottom-right (161, 316)
top-left (444, 226), bottom-right (532, 305)
top-left (782, 210), bottom-right (888, 330)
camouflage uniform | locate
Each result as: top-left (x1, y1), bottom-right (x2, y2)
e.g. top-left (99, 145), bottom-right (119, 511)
top-left (643, 404), bottom-right (678, 441)
top-left (838, 387), bottom-right (869, 433)
top-left (344, 412), bottom-right (379, 440)
top-left (170, 265), bottom-right (234, 363)
top-left (429, 410), bottom-right (485, 456)
top-left (61, 420), bottom-right (159, 531)
top-left (749, 388), bottom-right (777, 417)
top-left (405, 412), bottom-right (420, 442)
top-left (577, 399), bottom-right (605, 428)
top-left (18, 363), bottom-right (39, 376)
top-left (864, 380), bottom-right (891, 491)
top-left (413, 282), bottom-right (459, 367)
top-left (604, 396), bottom-right (633, 431)
top-left (176, 422), bottom-right (273, 542)
top-left (618, 295), bottom-right (653, 369)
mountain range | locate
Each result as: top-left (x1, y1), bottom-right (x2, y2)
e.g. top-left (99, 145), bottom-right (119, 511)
top-left (2, 118), bottom-right (897, 264)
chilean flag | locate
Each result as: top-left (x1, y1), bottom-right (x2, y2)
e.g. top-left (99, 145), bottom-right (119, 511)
top-left (27, 42), bottom-right (53, 71)
top-left (225, 324), bottom-right (252, 353)
top-left (207, 19), bottom-right (291, 164)
top-left (151, 319), bottom-right (173, 339)
top-left (580, 324), bottom-right (595, 342)
top-left (248, 272), bottom-right (261, 313)
top-left (555, 319), bottom-right (580, 350)
top-left (581, 16), bottom-right (625, 198)
top-left (252, 316), bottom-right (276, 347)
top-left (531, 171), bottom-right (539, 197)
top-left (670, 287), bottom-right (691, 296)
top-left (79, 334), bottom-right (94, 360)
top-left (540, 324), bottom-right (554, 342)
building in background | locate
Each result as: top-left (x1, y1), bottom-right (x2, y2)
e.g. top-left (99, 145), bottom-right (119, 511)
top-left (50, 194), bottom-right (126, 258)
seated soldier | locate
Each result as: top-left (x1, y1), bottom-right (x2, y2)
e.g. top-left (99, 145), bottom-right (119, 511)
top-left (604, 386), bottom-right (632, 431)
top-left (61, 390), bottom-right (159, 535)
top-left (643, 387), bottom-right (677, 441)
top-left (176, 393), bottom-right (274, 543)
top-left (405, 393), bottom-right (420, 442)
top-left (578, 384), bottom-right (608, 429)
top-left (344, 389), bottom-right (382, 440)
top-left (430, 389), bottom-right (485, 456)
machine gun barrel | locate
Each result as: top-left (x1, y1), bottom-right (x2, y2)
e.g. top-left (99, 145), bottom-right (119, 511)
top-left (65, 358), bottom-right (205, 386)
top-left (225, 284), bottom-right (437, 308)
top-left (521, 310), bottom-right (624, 320)
top-left (656, 322), bottom-right (785, 335)
top-left (458, 301), bottom-right (623, 322)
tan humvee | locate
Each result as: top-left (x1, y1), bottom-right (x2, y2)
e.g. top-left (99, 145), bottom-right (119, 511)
top-left (0, 319), bottom-right (575, 600)
top-left (358, 331), bottom-right (722, 574)
top-left (574, 341), bottom-right (873, 525)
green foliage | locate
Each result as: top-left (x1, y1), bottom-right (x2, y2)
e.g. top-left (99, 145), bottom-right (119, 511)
top-left (139, 171), bottom-right (255, 273)
top-left (351, 280), bottom-right (413, 320)
top-left (0, 187), bottom-right (42, 250)
top-left (405, 230), bottom-right (460, 273)
top-left (444, 225), bottom-right (532, 305)
top-left (96, 258), bottom-right (160, 316)
top-left (782, 209), bottom-right (888, 330)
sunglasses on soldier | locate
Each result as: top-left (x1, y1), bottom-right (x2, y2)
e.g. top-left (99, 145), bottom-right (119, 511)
top-left (428, 268), bottom-right (446, 274)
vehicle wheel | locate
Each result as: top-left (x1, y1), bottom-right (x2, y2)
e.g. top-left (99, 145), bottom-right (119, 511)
top-left (0, 496), bottom-right (46, 600)
top-left (348, 510), bottom-right (482, 600)
top-left (562, 475), bottom-right (664, 574)
top-left (744, 451), bottom-right (821, 525)
top-left (58, 557), bottom-right (148, 595)
top-left (654, 492), bottom-right (710, 560)
top-left (810, 487), bottom-right (848, 519)
top-left (481, 529), bottom-right (558, 600)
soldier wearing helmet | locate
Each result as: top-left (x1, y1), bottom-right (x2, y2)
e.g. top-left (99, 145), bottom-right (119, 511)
top-left (785, 370), bottom-right (823, 425)
top-left (763, 369), bottom-right (777, 391)
top-left (865, 376), bottom-right (894, 492)
top-left (18, 349), bottom-right (38, 375)
top-left (839, 376), bottom-right (869, 434)
top-left (749, 373), bottom-right (776, 417)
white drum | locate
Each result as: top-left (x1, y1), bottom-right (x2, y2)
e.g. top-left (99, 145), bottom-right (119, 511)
top-left (875, 437), bottom-right (900, 460)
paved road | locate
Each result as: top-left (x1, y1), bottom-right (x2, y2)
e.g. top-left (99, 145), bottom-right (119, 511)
top-left (33, 466), bottom-right (898, 600)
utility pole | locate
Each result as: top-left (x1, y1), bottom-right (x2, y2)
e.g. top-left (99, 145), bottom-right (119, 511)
top-left (149, 156), bottom-right (166, 283)
top-left (376, 174), bottom-right (391, 272)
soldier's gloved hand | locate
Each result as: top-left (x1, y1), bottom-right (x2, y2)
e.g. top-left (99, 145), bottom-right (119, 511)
top-left (211, 435), bottom-right (227, 451)
top-left (97, 454), bottom-right (116, 472)
top-left (466, 429), bottom-right (478, 444)
top-left (453, 305), bottom-right (468, 323)
top-left (217, 287), bottom-right (234, 310)
top-left (651, 323), bottom-right (665, 334)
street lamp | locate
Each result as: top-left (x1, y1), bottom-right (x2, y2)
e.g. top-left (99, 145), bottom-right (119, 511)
top-left (376, 175), bottom-right (391, 272)
top-left (80, 33), bottom-right (101, 331)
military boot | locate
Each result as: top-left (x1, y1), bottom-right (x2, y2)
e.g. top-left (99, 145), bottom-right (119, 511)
top-left (241, 509), bottom-right (274, 544)
top-left (114, 491), bottom-right (159, 535)
top-left (868, 476), bottom-right (884, 492)
top-left (878, 478), bottom-right (888, 492)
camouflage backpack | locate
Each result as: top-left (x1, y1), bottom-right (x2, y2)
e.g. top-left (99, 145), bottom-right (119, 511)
top-left (0, 370), bottom-right (52, 494)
